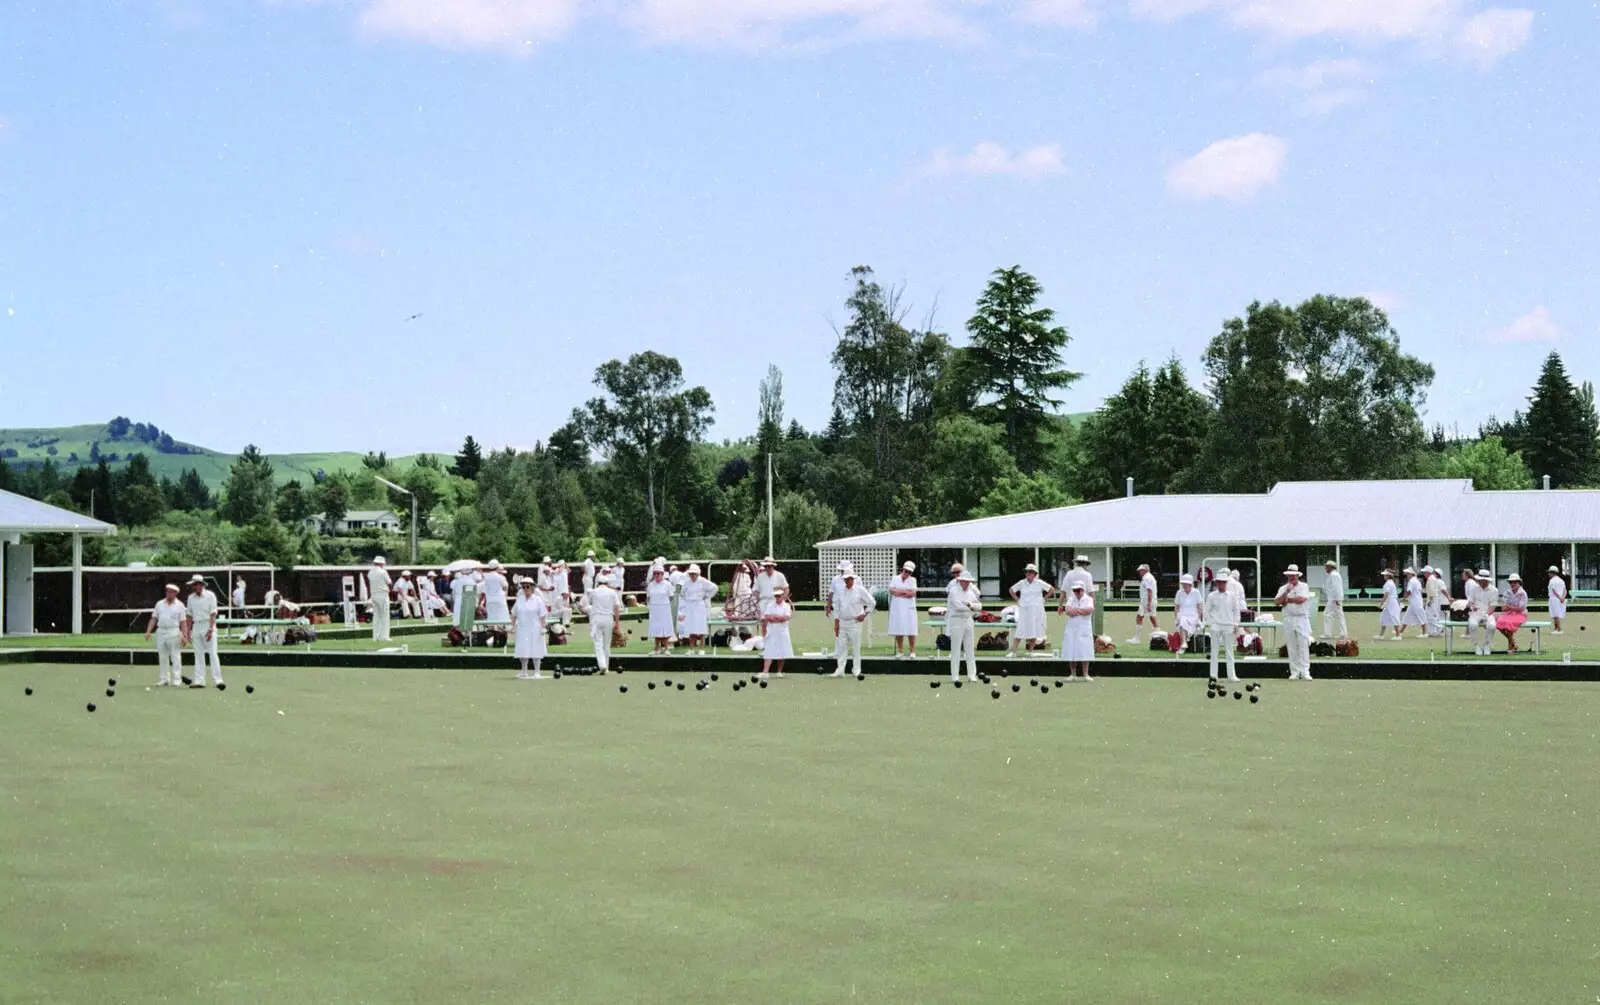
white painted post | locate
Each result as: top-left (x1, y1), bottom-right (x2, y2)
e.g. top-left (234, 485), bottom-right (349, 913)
top-left (72, 533), bottom-right (83, 635)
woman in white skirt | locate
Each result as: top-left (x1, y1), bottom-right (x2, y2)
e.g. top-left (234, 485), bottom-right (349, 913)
top-left (887, 562), bottom-right (919, 658)
top-left (760, 587), bottom-right (795, 679)
top-left (1061, 582), bottom-right (1096, 681)
top-left (1548, 566), bottom-right (1568, 634)
top-left (1397, 567), bottom-right (1425, 639)
top-left (1375, 569), bottom-right (1402, 640)
top-left (645, 566), bottom-right (676, 654)
top-left (512, 578), bottom-right (549, 679)
top-left (1008, 563), bottom-right (1054, 656)
top-left (675, 564), bottom-right (717, 654)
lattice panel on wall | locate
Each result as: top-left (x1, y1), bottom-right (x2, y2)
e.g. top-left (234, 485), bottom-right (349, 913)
top-left (816, 546), bottom-right (897, 592)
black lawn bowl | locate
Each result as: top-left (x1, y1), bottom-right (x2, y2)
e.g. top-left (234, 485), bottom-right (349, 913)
top-left (759, 680), bottom-right (768, 689)
top-left (105, 689), bottom-right (115, 698)
top-left (1040, 685), bottom-right (1049, 694)
top-left (695, 682), bottom-right (705, 691)
top-left (181, 677), bottom-right (192, 686)
top-left (620, 686), bottom-right (628, 693)
top-left (246, 685), bottom-right (254, 694)
top-left (24, 687), bottom-right (32, 696)
top-left (750, 676), bottom-right (760, 684)
top-left (856, 674), bottom-right (864, 682)
top-left (1030, 679), bottom-right (1039, 687)
top-left (216, 683), bottom-right (225, 692)
top-left (954, 680), bottom-right (963, 688)
top-left (108, 678), bottom-right (117, 687)
top-left (1234, 691), bottom-right (1243, 700)
top-left (86, 703), bottom-right (96, 713)
top-left (1057, 680), bottom-right (1066, 688)
top-left (991, 689), bottom-right (1001, 699)
top-left (1000, 669), bottom-right (1009, 677)
top-left (663, 679), bottom-right (672, 687)
top-left (1113, 652), bottom-right (1122, 659)
top-left (930, 681), bottom-right (940, 689)
top-left (648, 682), bottom-right (657, 690)
top-left (711, 673), bottom-right (719, 682)
top-left (677, 683), bottom-right (685, 691)
top-left (1207, 690), bottom-right (1216, 699)
top-left (1250, 694), bottom-right (1259, 703)
top-left (1011, 683), bottom-right (1021, 693)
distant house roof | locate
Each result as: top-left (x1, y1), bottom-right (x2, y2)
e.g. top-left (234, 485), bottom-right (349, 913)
top-left (309, 510), bottom-right (397, 522)
top-left (817, 480), bottom-right (1600, 550)
top-left (0, 489), bottom-right (118, 535)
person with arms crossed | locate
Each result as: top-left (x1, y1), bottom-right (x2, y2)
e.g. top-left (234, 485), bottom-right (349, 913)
top-left (512, 578), bottom-right (548, 679)
top-left (1061, 581), bottom-right (1096, 682)
top-left (582, 551), bottom-right (597, 594)
top-left (368, 556), bottom-right (393, 642)
top-left (831, 570), bottom-right (874, 678)
top-left (146, 584), bottom-right (188, 687)
top-left (1008, 563), bottom-right (1053, 657)
top-left (481, 559), bottom-right (511, 625)
top-left (754, 558), bottom-right (789, 637)
top-left (759, 586), bottom-right (795, 680)
top-left (1276, 565), bottom-right (1313, 680)
top-left (947, 567), bottom-right (982, 683)
top-left (886, 561), bottom-right (919, 658)
top-left (1204, 572), bottom-right (1241, 684)
top-left (645, 566), bottom-right (676, 655)
top-left (1128, 563), bottom-right (1159, 645)
top-left (676, 564), bottom-right (717, 654)
top-left (1321, 559), bottom-right (1347, 639)
top-left (184, 574), bottom-right (222, 688)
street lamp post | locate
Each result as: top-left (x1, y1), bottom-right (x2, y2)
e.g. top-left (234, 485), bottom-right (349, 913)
top-left (374, 476), bottom-right (418, 564)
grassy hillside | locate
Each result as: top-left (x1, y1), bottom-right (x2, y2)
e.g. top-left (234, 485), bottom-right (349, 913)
top-left (0, 422), bottom-right (419, 490)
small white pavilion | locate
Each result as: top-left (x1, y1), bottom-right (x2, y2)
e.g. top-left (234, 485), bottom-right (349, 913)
top-left (0, 488), bottom-right (118, 635)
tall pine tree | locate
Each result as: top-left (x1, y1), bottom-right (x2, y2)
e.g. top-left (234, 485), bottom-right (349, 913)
top-left (1523, 352), bottom-right (1598, 487)
top-left (451, 436), bottom-right (483, 480)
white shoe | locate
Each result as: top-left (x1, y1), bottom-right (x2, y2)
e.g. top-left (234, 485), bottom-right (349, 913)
top-left (758, 671), bottom-right (770, 680)
top-left (1551, 630), bottom-right (1563, 636)
top-left (1081, 674), bottom-right (1094, 682)
top-left (1226, 674), bottom-right (1240, 682)
top-left (969, 675), bottom-right (981, 683)
top-left (1005, 652), bottom-right (1016, 658)
top-left (1125, 638), bottom-right (1140, 645)
top-left (1302, 673), bottom-right (1313, 680)
top-left (832, 669), bottom-right (846, 677)
top-left (531, 672), bottom-right (543, 679)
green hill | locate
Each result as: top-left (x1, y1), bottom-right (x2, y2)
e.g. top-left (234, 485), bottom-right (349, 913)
top-left (0, 422), bottom-right (419, 490)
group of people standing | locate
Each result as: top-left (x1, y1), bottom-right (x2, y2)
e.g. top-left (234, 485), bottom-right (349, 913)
top-left (143, 575), bottom-right (225, 688)
top-left (1373, 565), bottom-right (1562, 654)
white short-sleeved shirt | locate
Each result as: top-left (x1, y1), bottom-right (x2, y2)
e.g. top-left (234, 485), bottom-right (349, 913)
top-left (185, 589), bottom-right (218, 626)
top-left (834, 584), bottom-right (875, 621)
top-left (1174, 587), bottom-right (1202, 619)
top-left (755, 570), bottom-right (789, 601)
top-left (1140, 573), bottom-right (1158, 602)
top-left (586, 586), bottom-right (622, 619)
top-left (368, 567), bottom-right (392, 596)
top-left (232, 585), bottom-right (246, 607)
top-left (1012, 578), bottom-right (1049, 607)
top-left (152, 598), bottom-right (188, 633)
top-left (1276, 581), bottom-right (1311, 619)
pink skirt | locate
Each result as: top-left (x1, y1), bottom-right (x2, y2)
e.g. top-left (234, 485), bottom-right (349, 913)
top-left (1496, 611), bottom-right (1528, 632)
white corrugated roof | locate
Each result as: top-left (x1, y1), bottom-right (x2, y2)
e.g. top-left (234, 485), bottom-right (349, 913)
top-left (0, 489), bottom-right (118, 535)
top-left (818, 480), bottom-right (1600, 549)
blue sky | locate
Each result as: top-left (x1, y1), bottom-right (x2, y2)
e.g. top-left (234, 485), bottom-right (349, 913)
top-left (1, 0), bottom-right (1592, 456)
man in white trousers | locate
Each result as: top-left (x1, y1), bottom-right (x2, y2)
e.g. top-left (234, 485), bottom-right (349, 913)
top-left (1321, 560), bottom-right (1347, 639)
top-left (1204, 572), bottom-right (1241, 683)
top-left (1128, 563), bottom-right (1159, 645)
top-left (1276, 565), bottom-right (1313, 680)
top-left (395, 571), bottom-right (421, 619)
top-left (826, 560), bottom-right (852, 659)
top-left (368, 556), bottom-right (393, 642)
top-left (145, 584), bottom-right (188, 687)
top-left (584, 577), bottom-right (622, 673)
top-left (831, 570), bottom-right (874, 677)
top-left (948, 568), bottom-right (982, 682)
top-left (184, 574), bottom-right (223, 688)
top-left (582, 551), bottom-right (597, 594)
top-left (232, 577), bottom-right (248, 617)
top-left (1469, 569), bottom-right (1498, 655)
top-left (1422, 567), bottom-right (1446, 637)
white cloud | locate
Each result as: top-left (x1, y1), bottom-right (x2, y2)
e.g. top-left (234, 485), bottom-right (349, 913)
top-left (1258, 57), bottom-right (1373, 113)
top-left (1454, 8), bottom-right (1534, 68)
top-left (619, 0), bottom-right (982, 48)
top-left (347, 0), bottom-right (579, 52)
top-left (1487, 306), bottom-right (1562, 344)
top-left (1359, 290), bottom-right (1404, 311)
top-left (1016, 0), bottom-right (1097, 27)
top-left (919, 142), bottom-right (1067, 180)
top-left (1165, 133), bottom-right (1287, 202)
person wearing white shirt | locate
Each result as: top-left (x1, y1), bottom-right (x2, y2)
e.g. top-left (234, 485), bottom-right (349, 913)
top-left (645, 567), bottom-right (676, 654)
top-left (1172, 574), bottom-right (1203, 654)
top-left (184, 574), bottom-right (222, 687)
top-left (676, 565), bottom-right (718, 653)
top-left (667, 564), bottom-right (687, 630)
top-left (826, 560), bottom-right (853, 662)
top-left (1061, 582), bottom-right (1096, 682)
top-left (1422, 567), bottom-right (1446, 637)
top-left (512, 578), bottom-right (549, 679)
top-left (232, 578), bottom-right (247, 616)
top-left (754, 558), bottom-right (789, 635)
top-left (537, 557), bottom-right (557, 617)
top-left (887, 562), bottom-right (919, 658)
top-left (1375, 569), bottom-right (1402, 640)
top-left (417, 571), bottom-right (448, 623)
top-left (478, 560), bottom-right (510, 624)
top-left (582, 551), bottom-right (597, 594)
top-left (946, 568), bottom-right (982, 683)
top-left (1063, 556), bottom-right (1094, 596)
top-left (451, 569), bottom-right (476, 629)
top-left (1398, 567), bottom-right (1425, 639)
top-left (1008, 564), bottom-right (1053, 657)
top-left (1469, 570), bottom-right (1498, 655)
top-left (394, 571), bottom-right (420, 619)
top-left (1223, 568), bottom-right (1248, 634)
top-left (831, 571), bottom-right (875, 678)
top-left (1321, 560), bottom-right (1347, 639)
top-left (583, 579), bottom-right (622, 673)
top-left (368, 557), bottom-right (393, 641)
top-left (1128, 563), bottom-right (1160, 645)
top-left (1276, 565), bottom-right (1313, 680)
top-left (1203, 572), bottom-right (1241, 683)
top-left (145, 584), bottom-right (189, 687)
top-left (1548, 566), bottom-right (1568, 634)
top-left (760, 588), bottom-right (795, 679)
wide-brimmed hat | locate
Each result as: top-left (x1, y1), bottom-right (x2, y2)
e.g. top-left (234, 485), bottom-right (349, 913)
top-left (542, 555), bottom-right (553, 564)
top-left (401, 570), bottom-right (412, 577)
top-left (1215, 572), bottom-right (1231, 583)
top-left (188, 574), bottom-right (205, 584)
top-left (488, 559), bottom-right (502, 569)
top-left (1071, 582), bottom-right (1085, 591)
top-left (1074, 555), bottom-right (1090, 564)
top-left (1284, 565), bottom-right (1301, 576)
top-left (164, 583), bottom-right (180, 592)
top-left (1180, 574), bottom-right (1195, 585)
top-left (1476, 569), bottom-right (1492, 580)
top-left (1402, 567), bottom-right (1415, 576)
top-left (902, 561), bottom-right (915, 572)
top-left (373, 556), bottom-right (386, 565)
top-left (687, 564), bottom-right (701, 575)
top-left (1508, 572), bottom-right (1522, 582)
top-left (1380, 569), bottom-right (1394, 577)
top-left (1137, 563), bottom-right (1150, 572)
top-left (1025, 563), bottom-right (1038, 573)
top-left (1549, 566), bottom-right (1562, 574)
top-left (586, 550), bottom-right (596, 557)
top-left (1324, 559), bottom-right (1337, 568)
top-left (762, 556), bottom-right (777, 565)
top-left (957, 569), bottom-right (974, 582)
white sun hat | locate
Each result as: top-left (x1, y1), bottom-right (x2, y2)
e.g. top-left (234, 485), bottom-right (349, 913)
top-left (1180, 574), bottom-right (1195, 585)
top-left (1284, 565), bottom-right (1301, 575)
top-left (188, 574), bottom-right (205, 583)
top-left (1025, 563), bottom-right (1038, 572)
top-left (902, 561), bottom-right (915, 572)
top-left (957, 569), bottom-right (974, 581)
top-left (687, 564), bottom-right (701, 575)
top-left (373, 556), bottom-right (386, 565)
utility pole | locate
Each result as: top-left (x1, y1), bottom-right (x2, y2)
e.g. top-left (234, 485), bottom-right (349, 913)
top-left (374, 476), bottom-right (418, 564)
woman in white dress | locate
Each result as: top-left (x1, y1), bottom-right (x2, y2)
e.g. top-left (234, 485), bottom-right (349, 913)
top-left (1375, 569), bottom-right (1402, 640)
top-left (760, 588), bottom-right (794, 678)
top-left (887, 562), bottom-right (919, 658)
top-left (645, 567), bottom-right (676, 654)
top-left (1548, 566), bottom-right (1568, 634)
top-left (1397, 568), bottom-right (1424, 639)
top-left (482, 559), bottom-right (511, 625)
top-left (675, 565), bottom-right (717, 653)
top-left (1061, 582), bottom-right (1095, 681)
top-left (1008, 563), bottom-right (1054, 656)
top-left (512, 578), bottom-right (548, 679)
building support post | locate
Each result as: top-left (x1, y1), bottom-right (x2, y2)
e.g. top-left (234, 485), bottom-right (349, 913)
top-left (72, 533), bottom-right (83, 635)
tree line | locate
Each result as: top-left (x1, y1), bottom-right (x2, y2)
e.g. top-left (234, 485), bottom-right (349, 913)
top-left (3, 266), bottom-right (1597, 567)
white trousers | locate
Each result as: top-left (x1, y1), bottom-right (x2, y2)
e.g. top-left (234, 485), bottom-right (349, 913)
top-left (1207, 627), bottom-right (1237, 679)
top-left (398, 595), bottom-right (421, 618)
top-left (371, 601), bottom-right (391, 641)
top-left (836, 621), bottom-right (863, 674)
top-left (947, 618), bottom-right (977, 680)
top-left (591, 616), bottom-right (614, 671)
top-left (156, 631), bottom-right (183, 684)
top-left (1285, 622), bottom-right (1312, 678)
top-left (1323, 603), bottom-right (1347, 639)
top-left (1467, 613), bottom-right (1494, 651)
top-left (190, 629), bottom-right (223, 684)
